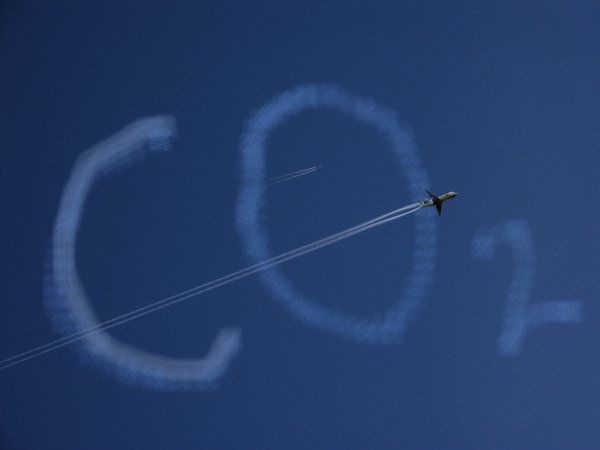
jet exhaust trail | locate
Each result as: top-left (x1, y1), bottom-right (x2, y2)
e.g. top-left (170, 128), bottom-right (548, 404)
top-left (0, 202), bottom-right (421, 372)
top-left (22, 85), bottom-right (436, 390)
top-left (267, 165), bottom-right (321, 186)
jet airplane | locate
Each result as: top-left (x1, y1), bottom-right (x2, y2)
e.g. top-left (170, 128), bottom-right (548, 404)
top-left (419, 190), bottom-right (458, 216)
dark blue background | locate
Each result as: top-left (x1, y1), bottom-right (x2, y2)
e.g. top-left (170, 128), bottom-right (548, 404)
top-left (1, 1), bottom-right (599, 449)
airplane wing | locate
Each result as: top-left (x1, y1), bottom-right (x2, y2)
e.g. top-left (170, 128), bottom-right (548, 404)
top-left (435, 203), bottom-right (442, 216)
top-left (425, 189), bottom-right (436, 199)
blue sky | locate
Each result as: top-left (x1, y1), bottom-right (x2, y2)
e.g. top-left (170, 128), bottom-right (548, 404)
top-left (1, 1), bottom-right (599, 449)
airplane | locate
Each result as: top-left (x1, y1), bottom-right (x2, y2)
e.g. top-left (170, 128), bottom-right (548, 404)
top-left (419, 190), bottom-right (458, 216)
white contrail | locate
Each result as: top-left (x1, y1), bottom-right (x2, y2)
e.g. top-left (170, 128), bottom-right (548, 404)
top-left (267, 165), bottom-right (321, 186)
top-left (0, 202), bottom-right (420, 372)
top-left (18, 85), bottom-right (436, 390)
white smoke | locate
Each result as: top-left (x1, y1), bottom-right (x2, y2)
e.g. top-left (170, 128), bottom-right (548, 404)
top-left (472, 219), bottom-right (583, 356)
top-left (236, 84), bottom-right (438, 344)
top-left (43, 116), bottom-right (242, 390)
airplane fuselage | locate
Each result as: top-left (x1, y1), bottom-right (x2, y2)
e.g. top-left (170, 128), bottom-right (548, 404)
top-left (438, 192), bottom-right (458, 201)
top-left (419, 190), bottom-right (458, 215)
